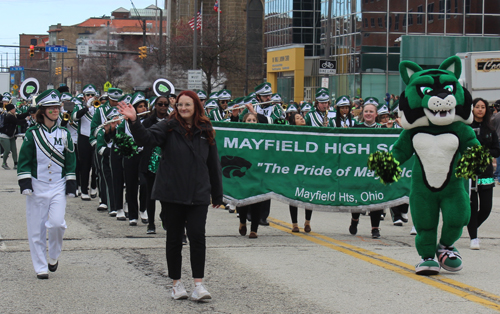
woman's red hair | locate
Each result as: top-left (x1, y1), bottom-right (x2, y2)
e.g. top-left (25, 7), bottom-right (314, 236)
top-left (170, 90), bottom-right (216, 145)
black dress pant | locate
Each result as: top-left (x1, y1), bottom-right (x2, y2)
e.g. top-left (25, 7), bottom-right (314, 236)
top-left (160, 202), bottom-right (208, 280)
top-left (468, 186), bottom-right (493, 239)
top-left (124, 152), bottom-right (144, 220)
top-left (110, 149), bottom-right (124, 211)
top-left (96, 153), bottom-right (111, 210)
top-left (351, 210), bottom-right (382, 228)
top-left (238, 204), bottom-right (261, 233)
top-left (78, 134), bottom-right (97, 194)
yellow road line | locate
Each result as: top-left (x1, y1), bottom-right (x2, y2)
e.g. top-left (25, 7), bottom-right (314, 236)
top-left (268, 217), bottom-right (500, 312)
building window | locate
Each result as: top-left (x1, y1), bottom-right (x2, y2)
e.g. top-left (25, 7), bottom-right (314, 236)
top-left (403, 13), bottom-right (407, 28)
top-left (364, 18), bottom-right (368, 28)
top-left (465, 0), bottom-right (470, 13)
top-left (408, 9), bottom-right (413, 25)
top-left (378, 17), bottom-right (383, 28)
top-left (371, 18), bottom-right (375, 27)
top-left (439, 0), bottom-right (444, 19)
top-left (446, 0), bottom-right (451, 19)
top-left (428, 3), bottom-right (434, 22)
top-left (417, 5), bottom-right (423, 24)
top-left (395, 14), bottom-right (399, 30)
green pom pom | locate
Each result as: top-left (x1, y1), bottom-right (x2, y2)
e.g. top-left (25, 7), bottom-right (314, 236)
top-left (113, 133), bottom-right (139, 158)
top-left (367, 151), bottom-right (402, 185)
top-left (455, 144), bottom-right (492, 180)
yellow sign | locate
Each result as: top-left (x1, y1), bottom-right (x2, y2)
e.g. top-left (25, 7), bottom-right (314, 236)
top-left (104, 81), bottom-right (112, 92)
top-left (12, 84), bottom-right (18, 90)
top-left (267, 47), bottom-right (304, 73)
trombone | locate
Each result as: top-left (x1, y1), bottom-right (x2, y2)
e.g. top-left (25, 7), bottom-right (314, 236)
top-left (223, 100), bottom-right (275, 112)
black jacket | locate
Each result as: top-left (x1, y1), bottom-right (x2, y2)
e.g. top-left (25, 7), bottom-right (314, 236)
top-left (470, 120), bottom-right (500, 180)
top-left (0, 112), bottom-right (30, 138)
top-left (129, 118), bottom-right (223, 206)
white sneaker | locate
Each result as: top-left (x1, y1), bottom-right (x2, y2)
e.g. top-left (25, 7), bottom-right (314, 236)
top-left (116, 209), bottom-right (126, 220)
top-left (90, 188), bottom-right (98, 198)
top-left (109, 211), bottom-right (117, 217)
top-left (470, 238), bottom-right (480, 250)
top-left (171, 281), bottom-right (188, 300)
top-left (393, 219), bottom-right (403, 226)
top-left (191, 283), bottom-right (211, 301)
top-left (140, 210), bottom-right (148, 223)
top-left (410, 226), bottom-right (417, 235)
top-left (129, 219), bottom-right (138, 226)
top-left (81, 194), bottom-right (91, 201)
top-left (401, 213), bottom-right (409, 222)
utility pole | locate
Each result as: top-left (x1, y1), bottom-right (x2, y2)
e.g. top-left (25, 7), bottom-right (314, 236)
top-left (159, 8), bottom-right (163, 75)
top-left (106, 21), bottom-right (110, 82)
top-left (193, 0), bottom-right (198, 70)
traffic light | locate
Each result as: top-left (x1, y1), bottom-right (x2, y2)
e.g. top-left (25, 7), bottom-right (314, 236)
top-left (29, 45), bottom-right (34, 57)
top-left (139, 46), bottom-right (147, 59)
top-left (55, 67), bottom-right (61, 75)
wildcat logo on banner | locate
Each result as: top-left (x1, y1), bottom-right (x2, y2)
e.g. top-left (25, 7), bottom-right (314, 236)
top-left (212, 122), bottom-right (413, 213)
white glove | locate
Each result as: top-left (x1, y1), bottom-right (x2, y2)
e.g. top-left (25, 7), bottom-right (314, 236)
top-left (22, 189), bottom-right (33, 196)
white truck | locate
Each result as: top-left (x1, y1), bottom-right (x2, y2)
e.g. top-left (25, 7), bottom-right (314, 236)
top-left (0, 73), bottom-right (10, 94)
top-left (456, 51), bottom-right (500, 103)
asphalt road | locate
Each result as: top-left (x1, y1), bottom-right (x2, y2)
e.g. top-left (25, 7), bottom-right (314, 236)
top-left (2, 153), bottom-right (500, 313)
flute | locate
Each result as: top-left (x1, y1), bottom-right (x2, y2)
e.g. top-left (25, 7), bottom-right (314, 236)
top-left (95, 111), bottom-right (150, 132)
top-left (223, 100), bottom-right (275, 112)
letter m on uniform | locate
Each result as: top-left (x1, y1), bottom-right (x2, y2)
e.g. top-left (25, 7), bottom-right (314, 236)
top-left (54, 138), bottom-right (63, 145)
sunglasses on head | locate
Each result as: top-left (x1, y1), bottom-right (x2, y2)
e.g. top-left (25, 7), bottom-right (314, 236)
top-left (156, 102), bottom-right (169, 107)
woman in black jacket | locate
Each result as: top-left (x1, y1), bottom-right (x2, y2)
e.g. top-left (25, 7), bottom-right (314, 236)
top-left (0, 103), bottom-right (29, 169)
top-left (118, 90), bottom-right (222, 301)
top-left (467, 98), bottom-right (500, 250)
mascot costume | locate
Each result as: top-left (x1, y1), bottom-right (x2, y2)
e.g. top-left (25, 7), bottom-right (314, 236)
top-left (368, 56), bottom-right (491, 275)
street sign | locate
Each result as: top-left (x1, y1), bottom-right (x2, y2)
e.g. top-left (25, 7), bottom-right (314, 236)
top-left (9, 66), bottom-right (24, 71)
top-left (104, 81), bottom-right (112, 92)
top-left (188, 69), bottom-right (203, 90)
top-left (77, 45), bottom-right (89, 56)
top-left (47, 84), bottom-right (54, 90)
top-left (12, 84), bottom-right (18, 90)
top-left (321, 77), bottom-right (329, 88)
top-left (45, 45), bottom-right (68, 53)
top-left (319, 59), bottom-right (337, 75)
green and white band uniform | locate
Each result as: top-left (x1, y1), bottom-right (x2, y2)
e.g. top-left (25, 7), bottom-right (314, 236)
top-left (305, 88), bottom-right (336, 127)
top-left (89, 88), bottom-right (123, 146)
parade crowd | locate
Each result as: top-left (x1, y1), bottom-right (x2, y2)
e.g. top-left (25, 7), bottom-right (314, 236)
top-left (1, 80), bottom-right (498, 300)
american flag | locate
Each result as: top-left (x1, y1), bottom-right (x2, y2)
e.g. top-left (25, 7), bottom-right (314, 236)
top-left (214, 0), bottom-right (221, 13)
top-left (189, 11), bottom-right (202, 30)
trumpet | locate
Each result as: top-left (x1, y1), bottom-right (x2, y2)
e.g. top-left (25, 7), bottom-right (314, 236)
top-left (223, 100), bottom-right (275, 112)
top-left (92, 99), bottom-right (101, 108)
top-left (63, 112), bottom-right (71, 121)
top-left (95, 111), bottom-right (150, 133)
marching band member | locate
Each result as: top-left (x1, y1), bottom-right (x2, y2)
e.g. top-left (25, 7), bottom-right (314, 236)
top-left (197, 90), bottom-right (207, 107)
top-left (141, 95), bottom-right (170, 234)
top-left (115, 92), bottom-right (149, 226)
top-left (300, 102), bottom-right (312, 117)
top-left (239, 83), bottom-right (282, 124)
top-left (0, 103), bottom-right (30, 169)
top-left (118, 89), bottom-right (223, 301)
top-left (304, 88), bottom-right (336, 127)
top-left (335, 95), bottom-right (356, 128)
top-left (72, 84), bottom-right (98, 201)
top-left (90, 88), bottom-right (124, 218)
top-left (285, 102), bottom-right (299, 120)
top-left (17, 89), bottom-right (77, 279)
top-left (204, 98), bottom-right (219, 117)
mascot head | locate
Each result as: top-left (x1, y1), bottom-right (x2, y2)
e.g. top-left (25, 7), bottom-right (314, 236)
top-left (398, 56), bottom-right (473, 129)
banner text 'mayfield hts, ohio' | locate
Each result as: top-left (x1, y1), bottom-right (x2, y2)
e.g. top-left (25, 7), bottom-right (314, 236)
top-left (223, 137), bottom-right (395, 155)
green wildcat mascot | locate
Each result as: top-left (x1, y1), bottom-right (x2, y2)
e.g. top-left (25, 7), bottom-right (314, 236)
top-left (370, 56), bottom-right (490, 275)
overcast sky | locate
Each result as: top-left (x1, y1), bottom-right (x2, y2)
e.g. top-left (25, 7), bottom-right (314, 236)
top-left (0, 0), bottom-right (162, 68)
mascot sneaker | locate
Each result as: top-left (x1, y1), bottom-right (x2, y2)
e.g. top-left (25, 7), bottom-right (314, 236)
top-left (436, 243), bottom-right (463, 272)
top-left (415, 258), bottom-right (440, 276)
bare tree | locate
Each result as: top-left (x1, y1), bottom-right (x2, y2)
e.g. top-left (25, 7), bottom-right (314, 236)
top-left (170, 16), bottom-right (246, 95)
